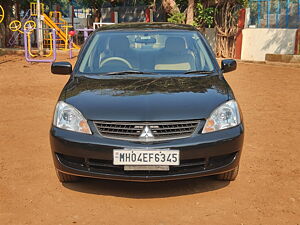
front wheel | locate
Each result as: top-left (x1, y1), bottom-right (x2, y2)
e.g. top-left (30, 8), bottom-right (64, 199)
top-left (56, 170), bottom-right (81, 183)
top-left (216, 165), bottom-right (239, 181)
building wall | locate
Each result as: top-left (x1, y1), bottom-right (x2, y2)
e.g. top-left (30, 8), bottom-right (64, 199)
top-left (241, 28), bottom-right (297, 61)
top-left (247, 1), bottom-right (299, 29)
top-left (64, 18), bottom-right (87, 29)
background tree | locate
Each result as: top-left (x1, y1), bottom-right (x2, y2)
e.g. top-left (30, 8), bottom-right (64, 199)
top-left (185, 0), bottom-right (194, 24)
top-left (0, 0), bottom-right (16, 47)
top-left (214, 0), bottom-right (246, 57)
top-left (162, 0), bottom-right (179, 15)
top-left (193, 1), bottom-right (214, 29)
top-left (165, 0), bottom-right (245, 58)
top-left (165, 0), bottom-right (215, 27)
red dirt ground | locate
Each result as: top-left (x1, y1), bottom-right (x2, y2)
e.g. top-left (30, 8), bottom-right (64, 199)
top-left (0, 54), bottom-right (299, 225)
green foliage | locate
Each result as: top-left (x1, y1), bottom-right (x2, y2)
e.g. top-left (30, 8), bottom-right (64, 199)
top-left (77, 0), bottom-right (103, 9)
top-left (174, 0), bottom-right (187, 11)
top-left (193, 2), bottom-right (214, 28)
top-left (167, 12), bottom-right (185, 24)
top-left (77, 0), bottom-right (136, 9)
top-left (217, 0), bottom-right (248, 7)
top-left (239, 0), bottom-right (248, 7)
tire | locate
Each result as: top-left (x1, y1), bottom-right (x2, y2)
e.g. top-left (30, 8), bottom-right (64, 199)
top-left (216, 165), bottom-right (239, 181)
top-left (56, 170), bottom-right (81, 183)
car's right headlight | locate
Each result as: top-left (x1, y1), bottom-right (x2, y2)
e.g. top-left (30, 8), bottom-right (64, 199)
top-left (53, 101), bottom-right (92, 134)
top-left (202, 100), bottom-right (241, 133)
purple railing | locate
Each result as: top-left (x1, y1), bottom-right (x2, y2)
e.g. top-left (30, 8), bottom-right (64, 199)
top-left (76, 28), bottom-right (94, 41)
top-left (24, 29), bottom-right (57, 63)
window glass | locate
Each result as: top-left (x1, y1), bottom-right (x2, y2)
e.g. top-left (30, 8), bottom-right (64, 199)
top-left (78, 31), bottom-right (215, 74)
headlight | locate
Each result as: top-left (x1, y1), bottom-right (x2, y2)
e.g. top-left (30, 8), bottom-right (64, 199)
top-left (202, 100), bottom-right (241, 133)
top-left (53, 101), bottom-right (92, 134)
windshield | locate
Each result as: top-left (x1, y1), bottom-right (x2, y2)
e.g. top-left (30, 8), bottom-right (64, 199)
top-left (78, 30), bottom-right (215, 74)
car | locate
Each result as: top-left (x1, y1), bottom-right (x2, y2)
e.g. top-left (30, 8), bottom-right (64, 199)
top-left (50, 22), bottom-right (244, 183)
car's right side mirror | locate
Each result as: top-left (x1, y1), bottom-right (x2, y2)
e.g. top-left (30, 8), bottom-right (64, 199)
top-left (51, 62), bottom-right (72, 75)
top-left (221, 59), bottom-right (237, 73)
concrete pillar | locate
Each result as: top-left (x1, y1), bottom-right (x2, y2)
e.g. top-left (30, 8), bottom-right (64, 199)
top-left (294, 29), bottom-right (300, 54)
top-left (235, 8), bottom-right (246, 59)
top-left (111, 11), bottom-right (118, 23)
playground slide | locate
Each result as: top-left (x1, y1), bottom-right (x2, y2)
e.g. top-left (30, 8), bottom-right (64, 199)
top-left (42, 13), bottom-right (80, 49)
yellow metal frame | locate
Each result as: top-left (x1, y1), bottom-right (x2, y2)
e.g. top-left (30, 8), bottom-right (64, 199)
top-left (24, 20), bottom-right (36, 33)
top-left (9, 20), bottom-right (36, 34)
top-left (47, 11), bottom-right (69, 50)
top-left (49, 11), bottom-right (67, 26)
top-left (42, 13), bottom-right (80, 49)
top-left (0, 5), bottom-right (4, 24)
top-left (62, 25), bottom-right (73, 50)
top-left (9, 20), bottom-right (22, 32)
top-left (27, 32), bottom-right (38, 57)
top-left (30, 2), bottom-right (44, 17)
top-left (49, 11), bottom-right (62, 19)
top-left (27, 32), bottom-right (53, 58)
top-left (44, 33), bottom-right (54, 57)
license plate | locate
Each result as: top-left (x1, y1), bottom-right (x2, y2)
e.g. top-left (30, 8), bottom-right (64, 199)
top-left (113, 149), bottom-right (180, 166)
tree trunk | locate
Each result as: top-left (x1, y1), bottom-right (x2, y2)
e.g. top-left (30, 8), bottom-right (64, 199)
top-left (3, 4), bottom-right (11, 47)
top-left (15, 2), bottom-right (21, 46)
top-left (215, 0), bottom-right (241, 58)
top-left (186, 0), bottom-right (194, 24)
top-left (162, 0), bottom-right (180, 15)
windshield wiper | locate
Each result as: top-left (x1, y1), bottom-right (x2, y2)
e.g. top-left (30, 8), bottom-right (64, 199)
top-left (184, 70), bottom-right (214, 74)
top-left (101, 71), bottom-right (157, 75)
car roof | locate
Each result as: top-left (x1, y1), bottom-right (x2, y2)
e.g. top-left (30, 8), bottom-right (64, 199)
top-left (95, 22), bottom-right (198, 32)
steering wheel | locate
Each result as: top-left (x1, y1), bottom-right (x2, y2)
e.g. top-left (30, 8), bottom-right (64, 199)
top-left (24, 20), bottom-right (36, 34)
top-left (0, 5), bottom-right (4, 24)
top-left (9, 20), bottom-right (22, 32)
top-left (100, 57), bottom-right (132, 69)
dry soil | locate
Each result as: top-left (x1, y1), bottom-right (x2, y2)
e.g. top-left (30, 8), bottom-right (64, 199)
top-left (0, 54), bottom-right (299, 225)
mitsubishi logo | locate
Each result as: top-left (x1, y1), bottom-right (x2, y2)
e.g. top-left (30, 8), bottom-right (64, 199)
top-left (139, 125), bottom-right (154, 139)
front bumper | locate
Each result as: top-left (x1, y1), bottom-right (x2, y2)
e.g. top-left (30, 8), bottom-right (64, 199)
top-left (50, 124), bottom-right (244, 182)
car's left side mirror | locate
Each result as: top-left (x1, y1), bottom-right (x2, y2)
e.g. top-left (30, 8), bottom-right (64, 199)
top-left (51, 62), bottom-right (72, 75)
top-left (221, 59), bottom-right (237, 73)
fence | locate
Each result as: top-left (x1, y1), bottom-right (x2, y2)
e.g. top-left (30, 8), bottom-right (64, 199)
top-left (248, 0), bottom-right (300, 28)
top-left (100, 6), bottom-right (166, 23)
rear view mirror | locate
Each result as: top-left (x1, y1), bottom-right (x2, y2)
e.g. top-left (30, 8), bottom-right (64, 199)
top-left (51, 62), bottom-right (72, 75)
top-left (135, 37), bottom-right (156, 44)
top-left (221, 59), bottom-right (237, 73)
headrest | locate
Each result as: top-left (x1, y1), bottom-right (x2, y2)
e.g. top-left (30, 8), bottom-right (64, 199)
top-left (165, 37), bottom-right (187, 52)
top-left (108, 36), bottom-right (130, 52)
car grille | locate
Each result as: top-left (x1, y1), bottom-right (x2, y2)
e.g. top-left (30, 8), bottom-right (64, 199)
top-left (93, 120), bottom-right (201, 142)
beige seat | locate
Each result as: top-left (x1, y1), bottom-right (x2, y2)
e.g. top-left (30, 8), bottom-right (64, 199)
top-left (155, 37), bottom-right (195, 71)
top-left (101, 36), bottom-right (138, 68)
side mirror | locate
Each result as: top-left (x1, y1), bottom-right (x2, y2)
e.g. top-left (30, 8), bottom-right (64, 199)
top-left (221, 59), bottom-right (237, 73)
top-left (51, 62), bottom-right (72, 75)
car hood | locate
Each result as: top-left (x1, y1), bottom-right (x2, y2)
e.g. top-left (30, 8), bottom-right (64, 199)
top-left (62, 75), bottom-right (230, 121)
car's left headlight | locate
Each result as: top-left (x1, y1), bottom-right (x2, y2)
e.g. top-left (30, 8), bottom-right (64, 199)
top-left (53, 101), bottom-right (92, 134)
top-left (202, 100), bottom-right (241, 133)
